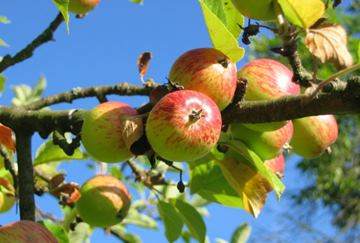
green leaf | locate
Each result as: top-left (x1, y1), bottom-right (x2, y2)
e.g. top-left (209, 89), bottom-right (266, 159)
top-left (123, 208), bottom-right (157, 229)
top-left (198, 0), bottom-right (245, 62)
top-left (277, 0), bottom-right (325, 29)
top-left (110, 225), bottom-right (142, 243)
top-left (157, 200), bottom-right (184, 242)
top-left (0, 16), bottom-right (10, 24)
top-left (357, 41), bottom-right (360, 62)
top-left (0, 38), bottom-right (8, 47)
top-left (34, 139), bottom-right (87, 165)
top-left (52, 0), bottom-right (70, 32)
top-left (230, 223), bottom-right (251, 243)
top-left (42, 220), bottom-right (69, 243)
top-left (0, 74), bottom-right (5, 93)
top-left (130, 0), bottom-right (144, 4)
top-left (226, 140), bottom-right (285, 198)
top-left (33, 76), bottom-right (47, 97)
top-left (12, 77), bottom-right (47, 106)
top-left (173, 199), bottom-right (206, 243)
top-left (190, 160), bottom-right (244, 208)
top-left (203, 0), bottom-right (244, 37)
top-left (68, 222), bottom-right (92, 243)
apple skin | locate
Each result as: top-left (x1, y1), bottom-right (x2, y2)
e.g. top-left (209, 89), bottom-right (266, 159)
top-left (264, 154), bottom-right (285, 178)
top-left (76, 175), bottom-right (131, 227)
top-left (0, 220), bottom-right (57, 243)
top-left (0, 169), bottom-right (15, 213)
top-left (81, 101), bottom-right (143, 163)
top-left (146, 90), bottom-right (222, 162)
top-left (230, 121), bottom-right (293, 160)
top-left (68, 0), bottom-right (100, 14)
top-left (238, 59), bottom-right (300, 131)
top-left (168, 48), bottom-right (237, 110)
top-left (290, 115), bottom-right (338, 159)
top-left (231, 0), bottom-right (276, 21)
top-left (0, 123), bottom-right (15, 152)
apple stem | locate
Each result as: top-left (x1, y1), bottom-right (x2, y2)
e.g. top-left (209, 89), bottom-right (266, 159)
top-left (217, 58), bottom-right (229, 68)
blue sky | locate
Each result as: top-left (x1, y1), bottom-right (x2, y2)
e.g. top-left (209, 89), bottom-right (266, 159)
top-left (0, 1), bottom-right (348, 242)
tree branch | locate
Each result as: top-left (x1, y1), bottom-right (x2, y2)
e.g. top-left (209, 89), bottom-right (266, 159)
top-left (15, 131), bottom-right (35, 221)
top-left (25, 82), bottom-right (155, 110)
top-left (0, 13), bottom-right (63, 73)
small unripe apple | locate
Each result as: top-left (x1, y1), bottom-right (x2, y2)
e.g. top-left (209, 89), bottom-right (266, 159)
top-left (0, 220), bottom-right (57, 243)
top-left (68, 0), bottom-right (100, 14)
top-left (146, 90), bottom-right (222, 162)
top-left (0, 169), bottom-right (15, 213)
top-left (81, 101), bottom-right (143, 163)
top-left (290, 115), bottom-right (338, 159)
top-left (169, 48), bottom-right (237, 110)
top-left (76, 175), bottom-right (131, 227)
top-left (231, 0), bottom-right (276, 21)
top-left (264, 154), bottom-right (285, 178)
top-left (238, 59), bottom-right (300, 131)
top-left (231, 122), bottom-right (293, 160)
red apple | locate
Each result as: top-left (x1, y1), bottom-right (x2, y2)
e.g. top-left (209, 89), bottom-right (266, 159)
top-left (290, 115), bottom-right (338, 158)
top-left (264, 154), bottom-right (285, 178)
top-left (68, 0), bottom-right (100, 14)
top-left (238, 59), bottom-right (300, 131)
top-left (230, 121), bottom-right (293, 160)
top-left (168, 48), bottom-right (237, 110)
top-left (76, 175), bottom-right (131, 227)
top-left (146, 90), bottom-right (222, 162)
top-left (81, 101), bottom-right (143, 163)
top-left (0, 220), bottom-right (57, 243)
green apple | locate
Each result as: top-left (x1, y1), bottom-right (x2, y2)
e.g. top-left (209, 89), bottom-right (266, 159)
top-left (291, 115), bottom-right (338, 158)
top-left (0, 220), bottom-right (57, 242)
top-left (76, 175), bottom-right (131, 227)
top-left (68, 0), bottom-right (100, 15)
top-left (231, 0), bottom-right (276, 21)
top-left (231, 121), bottom-right (293, 160)
top-left (169, 48), bottom-right (237, 110)
top-left (81, 101), bottom-right (143, 163)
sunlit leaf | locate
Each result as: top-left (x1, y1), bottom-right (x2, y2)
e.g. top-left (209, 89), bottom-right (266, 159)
top-left (0, 16), bottom-right (10, 24)
top-left (42, 220), bottom-right (69, 243)
top-left (157, 200), bottom-right (184, 242)
top-left (123, 208), bottom-right (157, 229)
top-left (198, 0), bottom-right (245, 62)
top-left (173, 199), bottom-right (206, 243)
top-left (230, 223), bottom-right (251, 243)
top-left (110, 225), bottom-right (142, 243)
top-left (277, 0), bottom-right (325, 29)
top-left (12, 77), bottom-right (47, 106)
top-left (0, 38), bottom-right (8, 47)
top-left (0, 74), bottom-right (6, 93)
top-left (34, 139), bottom-right (87, 165)
top-left (305, 23), bottom-right (353, 68)
top-left (68, 222), bottom-right (92, 243)
top-left (52, 0), bottom-right (70, 32)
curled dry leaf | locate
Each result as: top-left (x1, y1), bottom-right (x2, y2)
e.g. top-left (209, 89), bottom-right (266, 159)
top-left (137, 52), bottom-right (152, 80)
top-left (52, 182), bottom-right (81, 205)
top-left (0, 124), bottom-right (15, 152)
top-left (121, 115), bottom-right (144, 150)
top-left (305, 23), bottom-right (353, 68)
top-left (48, 173), bottom-right (65, 189)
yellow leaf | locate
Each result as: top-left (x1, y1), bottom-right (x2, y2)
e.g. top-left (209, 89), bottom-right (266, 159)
top-left (278, 0), bottom-right (325, 29)
top-left (305, 23), bottom-right (353, 68)
top-left (217, 156), bottom-right (272, 217)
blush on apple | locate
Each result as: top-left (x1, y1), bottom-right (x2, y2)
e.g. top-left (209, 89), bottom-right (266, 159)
top-left (169, 48), bottom-right (237, 110)
top-left (290, 115), bottom-right (338, 159)
top-left (76, 175), bottom-right (131, 227)
top-left (264, 154), bottom-right (285, 179)
top-left (81, 101), bottom-right (143, 163)
top-left (68, 0), bottom-right (100, 14)
top-left (238, 59), bottom-right (300, 131)
top-left (146, 90), bottom-right (222, 162)
top-left (230, 121), bottom-right (293, 160)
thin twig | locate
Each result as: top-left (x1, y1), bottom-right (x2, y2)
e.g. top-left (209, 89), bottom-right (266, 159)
top-left (0, 145), bottom-right (17, 191)
top-left (0, 13), bottom-right (64, 73)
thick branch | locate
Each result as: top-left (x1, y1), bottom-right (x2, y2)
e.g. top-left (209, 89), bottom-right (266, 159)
top-left (15, 131), bottom-right (35, 221)
top-left (0, 13), bottom-right (63, 73)
top-left (25, 82), bottom-right (155, 110)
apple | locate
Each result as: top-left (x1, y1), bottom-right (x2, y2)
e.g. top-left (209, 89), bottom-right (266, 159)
top-left (264, 154), bottom-right (285, 178)
top-left (168, 48), bottom-right (237, 110)
top-left (230, 121), bottom-right (293, 160)
top-left (146, 90), bottom-right (222, 162)
top-left (81, 101), bottom-right (143, 163)
top-left (290, 115), bottom-right (338, 159)
top-left (0, 123), bottom-right (15, 152)
top-left (238, 59), bottom-right (300, 131)
top-left (0, 220), bottom-right (57, 243)
top-left (0, 169), bottom-right (15, 213)
top-left (76, 175), bottom-right (131, 227)
top-left (231, 0), bottom-right (276, 21)
top-left (68, 0), bottom-right (100, 14)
